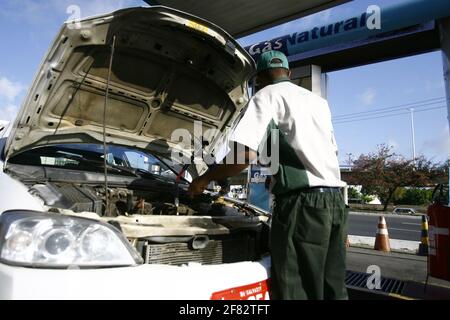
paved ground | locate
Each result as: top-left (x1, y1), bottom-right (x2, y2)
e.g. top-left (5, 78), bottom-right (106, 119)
top-left (348, 211), bottom-right (422, 241)
top-left (346, 247), bottom-right (450, 289)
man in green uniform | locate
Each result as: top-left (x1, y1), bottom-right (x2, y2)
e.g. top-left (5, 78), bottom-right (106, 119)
top-left (188, 50), bottom-right (348, 300)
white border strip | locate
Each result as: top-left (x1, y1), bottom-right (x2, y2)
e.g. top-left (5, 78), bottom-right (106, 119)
top-left (348, 235), bottom-right (420, 253)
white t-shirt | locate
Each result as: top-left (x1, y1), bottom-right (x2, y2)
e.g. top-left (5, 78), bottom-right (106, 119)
top-left (230, 80), bottom-right (345, 194)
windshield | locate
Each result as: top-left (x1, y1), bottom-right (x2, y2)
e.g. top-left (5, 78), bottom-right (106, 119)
top-left (8, 143), bottom-right (184, 180)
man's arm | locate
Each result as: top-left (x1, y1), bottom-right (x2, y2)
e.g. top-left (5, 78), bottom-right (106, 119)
top-left (187, 143), bottom-right (257, 196)
top-left (188, 88), bottom-right (274, 197)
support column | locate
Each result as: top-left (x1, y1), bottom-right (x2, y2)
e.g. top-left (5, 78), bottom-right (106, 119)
top-left (439, 18), bottom-right (450, 204)
top-left (290, 65), bottom-right (327, 99)
top-left (439, 18), bottom-right (450, 135)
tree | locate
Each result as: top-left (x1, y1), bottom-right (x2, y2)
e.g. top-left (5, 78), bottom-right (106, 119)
top-left (346, 144), bottom-right (442, 211)
top-left (435, 159), bottom-right (450, 184)
top-left (396, 188), bottom-right (433, 205)
top-left (393, 187), bottom-right (406, 204)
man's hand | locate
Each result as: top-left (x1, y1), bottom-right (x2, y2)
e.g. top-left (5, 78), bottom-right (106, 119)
top-left (187, 143), bottom-right (256, 197)
top-left (187, 175), bottom-right (210, 197)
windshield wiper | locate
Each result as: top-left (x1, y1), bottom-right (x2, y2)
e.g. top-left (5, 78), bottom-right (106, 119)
top-left (55, 151), bottom-right (138, 177)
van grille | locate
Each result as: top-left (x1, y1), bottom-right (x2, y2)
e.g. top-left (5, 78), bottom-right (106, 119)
top-left (144, 240), bottom-right (223, 265)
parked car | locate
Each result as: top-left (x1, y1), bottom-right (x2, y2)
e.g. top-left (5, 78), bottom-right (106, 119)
top-left (393, 207), bottom-right (416, 215)
top-left (0, 6), bottom-right (270, 300)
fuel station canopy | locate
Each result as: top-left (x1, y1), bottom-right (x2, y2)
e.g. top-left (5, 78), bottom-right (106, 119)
top-left (143, 0), bottom-right (349, 37)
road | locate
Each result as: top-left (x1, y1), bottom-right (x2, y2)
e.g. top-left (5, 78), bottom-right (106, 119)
top-left (348, 212), bottom-right (422, 241)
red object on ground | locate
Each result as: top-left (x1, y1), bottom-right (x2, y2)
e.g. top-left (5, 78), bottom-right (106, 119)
top-left (210, 280), bottom-right (270, 300)
top-left (427, 203), bottom-right (450, 281)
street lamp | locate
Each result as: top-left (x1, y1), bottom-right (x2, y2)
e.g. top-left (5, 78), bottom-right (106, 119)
top-left (408, 108), bottom-right (416, 166)
top-left (346, 153), bottom-right (353, 166)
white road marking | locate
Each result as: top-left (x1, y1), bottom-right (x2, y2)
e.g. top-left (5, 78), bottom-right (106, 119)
top-left (389, 228), bottom-right (420, 233)
top-left (401, 222), bottom-right (421, 226)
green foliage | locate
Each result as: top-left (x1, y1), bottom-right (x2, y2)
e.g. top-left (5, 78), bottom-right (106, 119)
top-left (393, 187), bottom-right (406, 203)
top-left (348, 187), bottom-right (361, 199)
top-left (396, 188), bottom-right (433, 205)
top-left (361, 194), bottom-right (375, 203)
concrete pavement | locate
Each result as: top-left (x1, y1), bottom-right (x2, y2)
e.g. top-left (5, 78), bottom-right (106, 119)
top-left (347, 247), bottom-right (428, 282)
top-left (346, 247), bottom-right (450, 299)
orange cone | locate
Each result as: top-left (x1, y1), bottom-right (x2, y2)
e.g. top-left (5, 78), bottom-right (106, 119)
top-left (374, 216), bottom-right (391, 252)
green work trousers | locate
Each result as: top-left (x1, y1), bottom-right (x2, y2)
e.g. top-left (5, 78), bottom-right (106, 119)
top-left (270, 190), bottom-right (348, 300)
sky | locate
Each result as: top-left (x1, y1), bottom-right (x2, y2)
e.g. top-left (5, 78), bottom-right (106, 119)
top-left (0, 0), bottom-right (449, 165)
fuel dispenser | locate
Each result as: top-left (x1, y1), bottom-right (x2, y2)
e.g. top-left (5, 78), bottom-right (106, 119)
top-left (427, 185), bottom-right (450, 281)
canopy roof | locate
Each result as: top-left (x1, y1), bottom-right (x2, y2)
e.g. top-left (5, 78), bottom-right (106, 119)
top-left (144, 0), bottom-right (349, 37)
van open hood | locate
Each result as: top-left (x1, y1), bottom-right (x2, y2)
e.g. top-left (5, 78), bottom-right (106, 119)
top-left (5, 6), bottom-right (255, 174)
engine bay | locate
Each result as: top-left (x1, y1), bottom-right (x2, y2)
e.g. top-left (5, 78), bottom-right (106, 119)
top-left (27, 181), bottom-right (258, 218)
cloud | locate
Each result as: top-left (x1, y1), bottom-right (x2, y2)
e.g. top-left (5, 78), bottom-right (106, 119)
top-left (0, 76), bottom-right (24, 121)
top-left (0, 104), bottom-right (20, 121)
top-left (357, 88), bottom-right (376, 106)
top-left (0, 77), bottom-right (24, 102)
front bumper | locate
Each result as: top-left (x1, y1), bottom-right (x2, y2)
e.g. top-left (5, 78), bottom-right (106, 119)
top-left (0, 255), bottom-right (270, 299)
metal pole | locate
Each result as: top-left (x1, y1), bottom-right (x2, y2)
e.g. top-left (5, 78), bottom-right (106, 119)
top-left (343, 184), bottom-right (349, 206)
top-left (103, 35), bottom-right (116, 216)
top-left (346, 152), bottom-right (353, 167)
top-left (409, 108), bottom-right (416, 165)
top-left (246, 165), bottom-right (252, 202)
top-left (438, 18), bottom-right (450, 203)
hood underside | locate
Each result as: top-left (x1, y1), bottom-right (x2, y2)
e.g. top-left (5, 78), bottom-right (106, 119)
top-left (6, 6), bottom-right (255, 172)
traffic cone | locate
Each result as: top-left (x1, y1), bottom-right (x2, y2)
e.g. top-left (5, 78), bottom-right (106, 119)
top-left (374, 216), bottom-right (391, 252)
top-left (418, 215), bottom-right (429, 256)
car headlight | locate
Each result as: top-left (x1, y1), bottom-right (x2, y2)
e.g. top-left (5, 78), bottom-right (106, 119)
top-left (0, 211), bottom-right (143, 268)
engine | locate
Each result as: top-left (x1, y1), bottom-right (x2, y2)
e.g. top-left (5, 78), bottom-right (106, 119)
top-left (26, 182), bottom-right (269, 266)
top-left (28, 182), bottom-right (254, 218)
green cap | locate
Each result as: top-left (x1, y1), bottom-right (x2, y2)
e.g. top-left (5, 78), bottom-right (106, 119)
top-left (256, 50), bottom-right (289, 73)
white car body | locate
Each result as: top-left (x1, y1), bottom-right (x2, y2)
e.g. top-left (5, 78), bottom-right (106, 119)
top-left (0, 6), bottom-right (271, 300)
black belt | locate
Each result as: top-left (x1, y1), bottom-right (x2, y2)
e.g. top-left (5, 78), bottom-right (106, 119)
top-left (297, 186), bottom-right (341, 193)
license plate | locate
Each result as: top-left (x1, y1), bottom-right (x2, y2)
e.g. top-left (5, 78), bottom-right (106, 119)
top-left (210, 280), bottom-right (270, 300)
